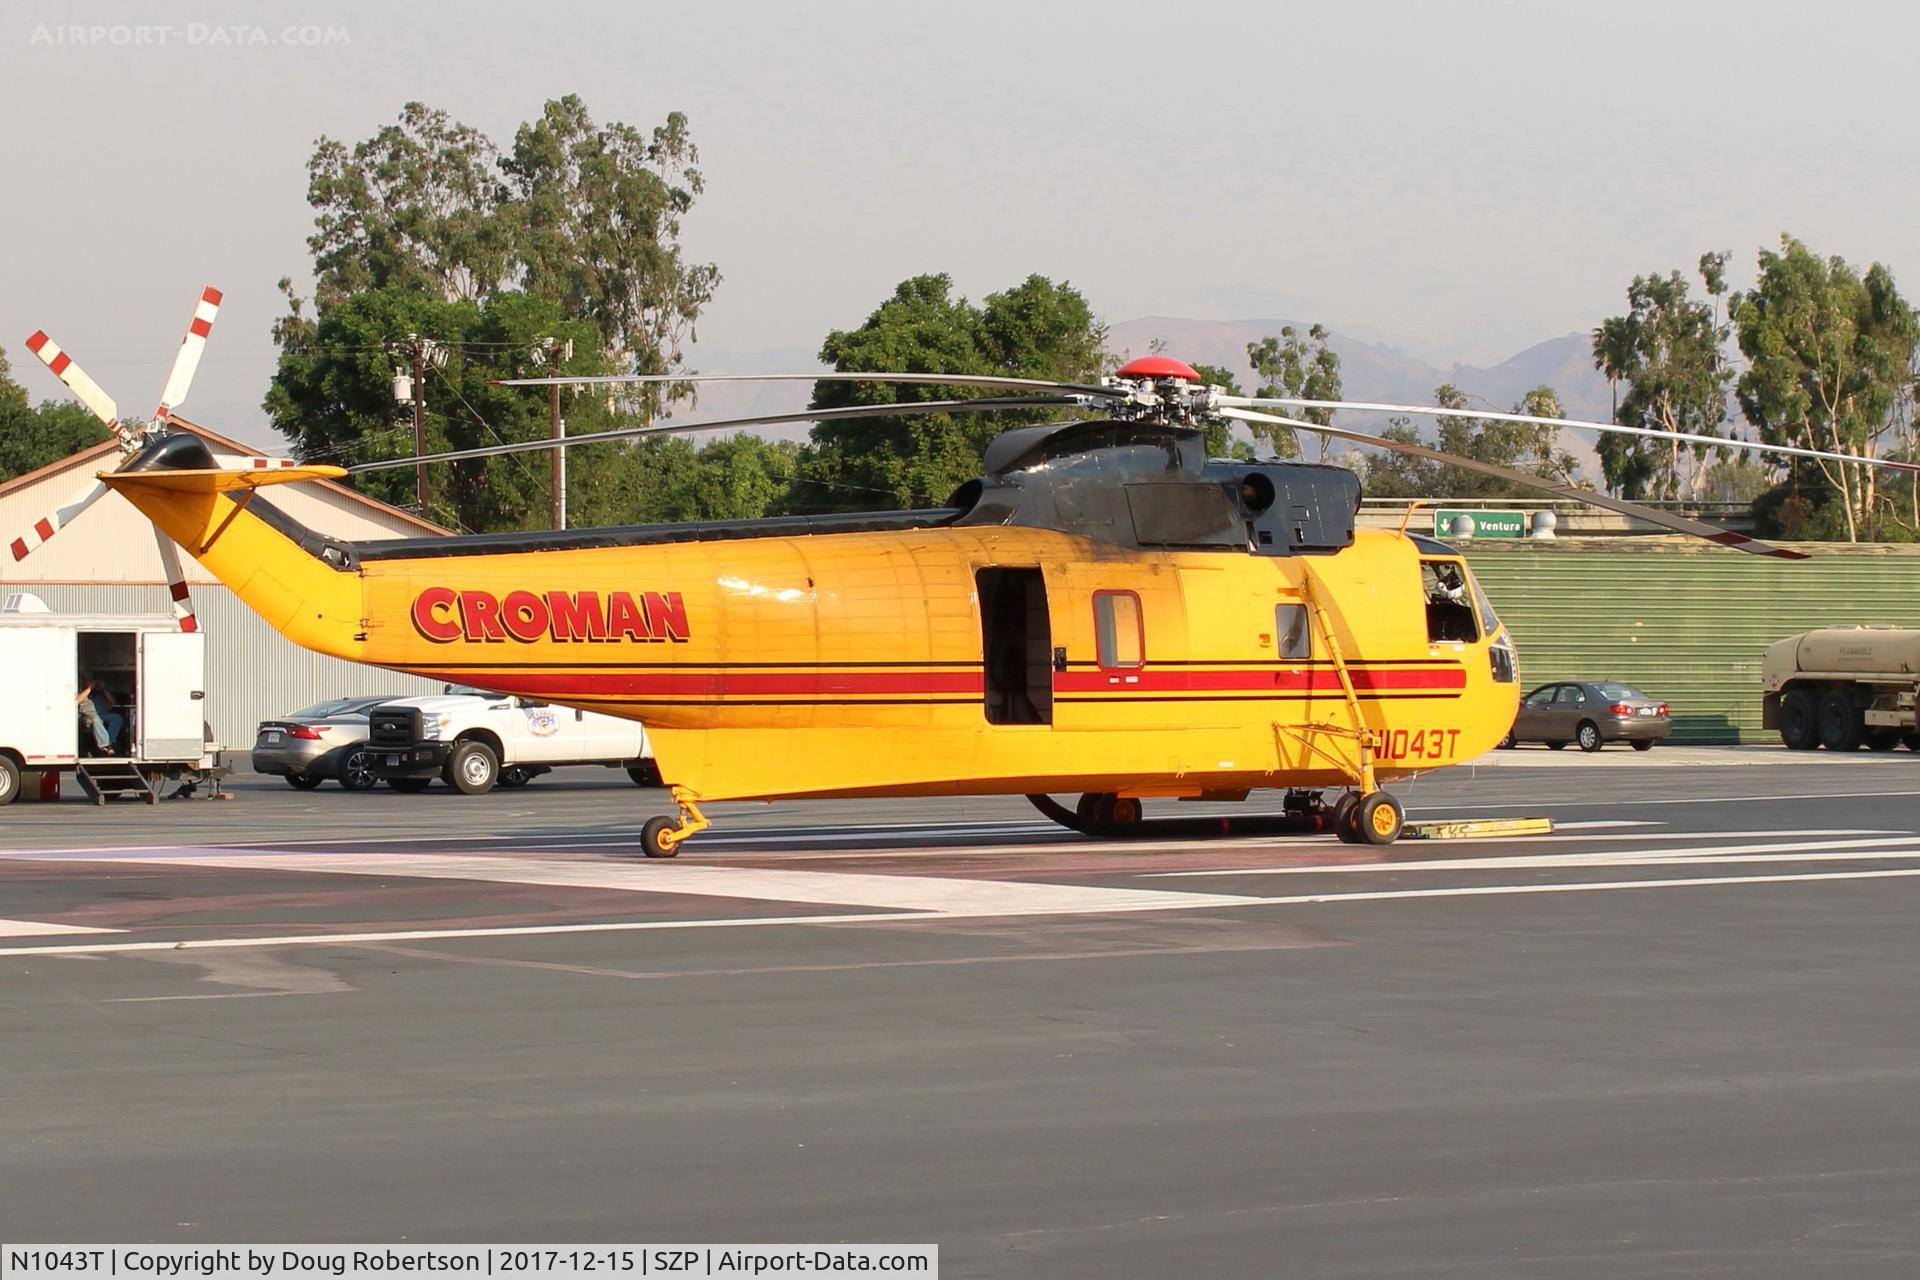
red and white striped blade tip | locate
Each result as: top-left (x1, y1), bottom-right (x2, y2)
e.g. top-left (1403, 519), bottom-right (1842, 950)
top-left (23, 330), bottom-right (122, 430)
top-left (156, 285), bottom-right (223, 416)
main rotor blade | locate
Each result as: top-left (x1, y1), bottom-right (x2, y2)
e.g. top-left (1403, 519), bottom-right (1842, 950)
top-left (155, 285), bottom-right (223, 417)
top-left (23, 331), bottom-right (125, 438)
top-left (492, 371), bottom-right (1129, 399)
top-left (1218, 407), bottom-right (1811, 561)
top-left (346, 395), bottom-right (1083, 474)
top-left (1220, 397), bottom-right (1920, 476)
top-left (8, 476), bottom-right (111, 561)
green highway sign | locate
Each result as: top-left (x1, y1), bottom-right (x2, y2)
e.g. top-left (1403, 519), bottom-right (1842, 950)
top-left (1433, 509), bottom-right (1527, 539)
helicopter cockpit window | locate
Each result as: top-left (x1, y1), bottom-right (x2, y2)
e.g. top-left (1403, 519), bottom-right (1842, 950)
top-left (1421, 560), bottom-right (1479, 644)
top-left (1275, 604), bottom-right (1311, 659)
top-left (1094, 591), bottom-right (1144, 668)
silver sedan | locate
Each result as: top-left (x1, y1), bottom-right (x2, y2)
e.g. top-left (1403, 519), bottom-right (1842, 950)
top-left (251, 696), bottom-right (394, 789)
top-left (1501, 681), bottom-right (1672, 752)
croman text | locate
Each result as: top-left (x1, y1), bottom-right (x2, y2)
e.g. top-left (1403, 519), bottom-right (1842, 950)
top-left (410, 588), bottom-right (690, 644)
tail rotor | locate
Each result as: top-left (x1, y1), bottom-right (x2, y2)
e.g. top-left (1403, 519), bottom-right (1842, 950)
top-left (11, 286), bottom-right (232, 630)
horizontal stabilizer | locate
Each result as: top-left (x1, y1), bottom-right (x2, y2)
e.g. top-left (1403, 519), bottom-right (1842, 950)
top-left (100, 465), bottom-right (348, 494)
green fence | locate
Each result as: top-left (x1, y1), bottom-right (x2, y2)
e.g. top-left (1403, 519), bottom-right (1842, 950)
top-left (1463, 539), bottom-right (1920, 743)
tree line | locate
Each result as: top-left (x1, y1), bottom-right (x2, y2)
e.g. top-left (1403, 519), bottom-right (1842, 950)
top-left (3, 95), bottom-right (1913, 543)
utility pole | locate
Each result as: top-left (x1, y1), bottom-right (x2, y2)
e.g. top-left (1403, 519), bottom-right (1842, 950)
top-left (542, 339), bottom-right (574, 530)
top-left (411, 339), bottom-right (427, 512)
top-left (389, 334), bottom-right (441, 516)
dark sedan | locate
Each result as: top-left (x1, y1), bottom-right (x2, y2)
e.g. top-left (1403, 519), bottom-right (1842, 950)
top-left (1501, 681), bottom-right (1671, 752)
top-left (251, 696), bottom-right (394, 789)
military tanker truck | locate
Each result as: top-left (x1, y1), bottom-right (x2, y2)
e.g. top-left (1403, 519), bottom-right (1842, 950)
top-left (1762, 626), bottom-right (1920, 751)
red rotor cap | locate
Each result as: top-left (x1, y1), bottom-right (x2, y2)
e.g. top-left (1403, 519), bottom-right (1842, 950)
top-left (1113, 355), bottom-right (1201, 381)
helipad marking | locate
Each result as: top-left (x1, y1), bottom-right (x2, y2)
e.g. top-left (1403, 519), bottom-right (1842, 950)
top-left (0, 918), bottom-right (121, 937)
top-left (6, 866), bottom-right (1920, 958)
top-left (40, 851), bottom-right (1266, 916)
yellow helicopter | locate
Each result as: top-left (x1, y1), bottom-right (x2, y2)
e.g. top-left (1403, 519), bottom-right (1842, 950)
top-left (16, 294), bottom-right (1896, 856)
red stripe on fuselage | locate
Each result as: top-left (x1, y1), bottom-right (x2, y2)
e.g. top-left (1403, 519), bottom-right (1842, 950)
top-left (405, 665), bottom-right (1465, 700)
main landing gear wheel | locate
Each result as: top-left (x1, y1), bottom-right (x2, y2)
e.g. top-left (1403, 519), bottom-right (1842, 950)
top-left (1075, 792), bottom-right (1143, 828)
top-left (1329, 792), bottom-right (1359, 840)
top-left (1356, 792), bottom-right (1404, 845)
top-left (639, 814), bottom-right (682, 858)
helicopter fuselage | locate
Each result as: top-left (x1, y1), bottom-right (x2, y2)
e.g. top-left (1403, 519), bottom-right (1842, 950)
top-left (106, 425), bottom-right (1520, 805)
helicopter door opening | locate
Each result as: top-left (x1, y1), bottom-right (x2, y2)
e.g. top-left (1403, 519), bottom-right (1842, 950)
top-left (1421, 560), bottom-right (1480, 644)
top-left (977, 568), bottom-right (1053, 725)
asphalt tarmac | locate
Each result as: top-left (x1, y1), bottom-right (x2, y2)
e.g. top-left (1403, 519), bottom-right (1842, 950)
top-left (4, 748), bottom-right (1919, 1278)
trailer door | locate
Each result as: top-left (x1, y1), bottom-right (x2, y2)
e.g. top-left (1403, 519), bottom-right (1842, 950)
top-left (138, 630), bottom-right (206, 760)
top-left (0, 627), bottom-right (76, 761)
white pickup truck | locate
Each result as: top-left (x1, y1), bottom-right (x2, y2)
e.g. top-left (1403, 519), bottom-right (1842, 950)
top-left (363, 686), bottom-right (657, 795)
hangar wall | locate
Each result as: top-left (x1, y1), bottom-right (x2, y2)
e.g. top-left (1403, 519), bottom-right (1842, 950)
top-left (1463, 539), bottom-right (1920, 743)
top-left (17, 584), bottom-right (440, 750)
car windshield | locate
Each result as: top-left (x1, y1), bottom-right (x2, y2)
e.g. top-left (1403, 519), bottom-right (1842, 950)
top-left (1595, 683), bottom-right (1649, 701)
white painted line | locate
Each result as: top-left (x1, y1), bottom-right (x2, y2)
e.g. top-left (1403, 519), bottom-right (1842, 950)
top-left (1146, 835), bottom-right (1920, 877)
top-left (1409, 789), bottom-right (1920, 812)
top-left (1552, 820), bottom-right (1662, 830)
top-left (6, 866), bottom-right (1920, 958)
top-left (48, 851), bottom-right (1266, 917)
top-left (0, 918), bottom-right (121, 937)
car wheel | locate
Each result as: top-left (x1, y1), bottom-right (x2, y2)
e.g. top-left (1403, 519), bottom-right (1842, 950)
top-left (0, 756), bottom-right (18, 807)
top-left (285, 774), bottom-right (323, 790)
top-left (387, 777), bottom-right (432, 793)
top-left (1779, 690), bottom-right (1820, 750)
top-left (1867, 732), bottom-right (1900, 752)
top-left (448, 740), bottom-right (500, 795)
top-left (1545, 740), bottom-right (1566, 751)
top-left (1497, 729), bottom-right (1517, 749)
top-left (1817, 690), bottom-right (1865, 751)
top-left (1576, 721), bottom-right (1603, 753)
top-left (627, 761), bottom-right (663, 788)
top-left (338, 748), bottom-right (378, 791)
top-left (1631, 739), bottom-right (1655, 752)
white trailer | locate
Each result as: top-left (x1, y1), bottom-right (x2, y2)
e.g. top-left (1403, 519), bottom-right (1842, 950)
top-left (0, 593), bottom-right (227, 804)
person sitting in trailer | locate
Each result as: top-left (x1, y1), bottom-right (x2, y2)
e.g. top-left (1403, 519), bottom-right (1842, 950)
top-left (77, 675), bottom-right (125, 756)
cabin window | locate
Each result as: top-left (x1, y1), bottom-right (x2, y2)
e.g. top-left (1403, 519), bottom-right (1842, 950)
top-left (1275, 604), bottom-right (1311, 659)
top-left (1421, 560), bottom-right (1479, 643)
top-left (1093, 591), bottom-right (1144, 669)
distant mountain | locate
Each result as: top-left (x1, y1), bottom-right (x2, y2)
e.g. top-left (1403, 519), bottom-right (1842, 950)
top-left (1107, 318), bottom-right (1612, 422)
top-left (680, 322), bottom-right (1619, 471)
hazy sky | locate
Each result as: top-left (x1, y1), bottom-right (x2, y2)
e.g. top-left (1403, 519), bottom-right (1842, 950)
top-left (4, 0), bottom-right (1917, 450)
